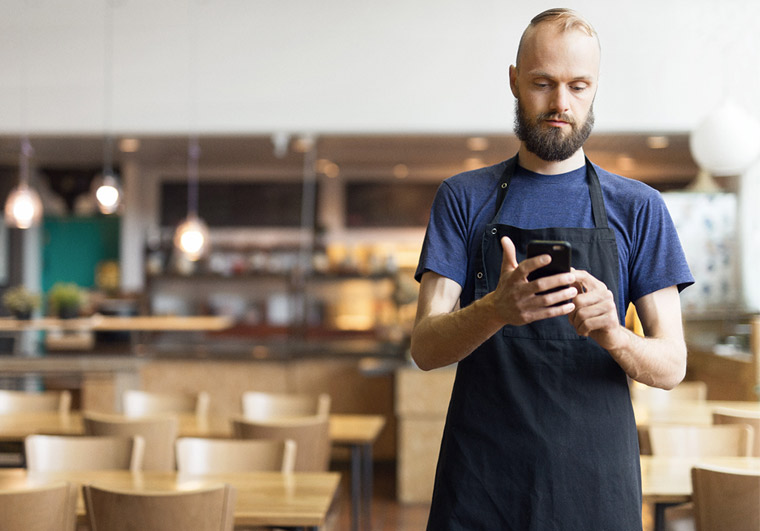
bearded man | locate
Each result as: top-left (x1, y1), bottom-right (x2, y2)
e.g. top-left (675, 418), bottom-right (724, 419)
top-left (411, 8), bottom-right (693, 530)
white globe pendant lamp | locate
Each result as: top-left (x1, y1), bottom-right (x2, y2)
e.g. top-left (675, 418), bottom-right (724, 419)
top-left (689, 100), bottom-right (760, 177)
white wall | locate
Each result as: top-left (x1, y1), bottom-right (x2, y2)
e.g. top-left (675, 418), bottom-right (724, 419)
top-left (1, 0), bottom-right (758, 135)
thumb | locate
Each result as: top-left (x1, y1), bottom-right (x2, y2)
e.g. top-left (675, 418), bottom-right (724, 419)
top-left (500, 236), bottom-right (519, 274)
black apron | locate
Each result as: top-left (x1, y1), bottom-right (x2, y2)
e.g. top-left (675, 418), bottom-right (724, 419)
top-left (426, 157), bottom-right (641, 531)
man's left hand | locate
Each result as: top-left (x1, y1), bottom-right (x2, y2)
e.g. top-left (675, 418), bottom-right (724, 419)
top-left (568, 268), bottom-right (626, 350)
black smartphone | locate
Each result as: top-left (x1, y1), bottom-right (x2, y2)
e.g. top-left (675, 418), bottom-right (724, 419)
top-left (526, 240), bottom-right (572, 302)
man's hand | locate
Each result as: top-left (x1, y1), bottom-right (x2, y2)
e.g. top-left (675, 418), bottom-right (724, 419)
top-left (487, 237), bottom-right (578, 326)
top-left (567, 270), bottom-right (687, 389)
top-left (567, 268), bottom-right (627, 350)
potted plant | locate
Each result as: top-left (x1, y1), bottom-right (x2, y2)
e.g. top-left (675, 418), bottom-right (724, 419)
top-left (48, 282), bottom-right (84, 319)
top-left (2, 285), bottom-right (41, 319)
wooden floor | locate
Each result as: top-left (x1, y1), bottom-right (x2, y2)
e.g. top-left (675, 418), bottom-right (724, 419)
top-left (331, 460), bottom-right (662, 531)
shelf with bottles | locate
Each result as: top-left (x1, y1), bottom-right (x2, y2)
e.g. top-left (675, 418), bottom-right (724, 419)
top-left (143, 237), bottom-right (420, 344)
top-left (144, 240), bottom-right (405, 281)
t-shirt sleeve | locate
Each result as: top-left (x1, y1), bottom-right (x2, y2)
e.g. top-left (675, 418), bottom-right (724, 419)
top-left (627, 192), bottom-right (694, 302)
top-left (414, 181), bottom-right (470, 287)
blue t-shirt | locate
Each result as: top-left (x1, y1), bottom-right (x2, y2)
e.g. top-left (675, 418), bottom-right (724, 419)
top-left (415, 158), bottom-right (694, 324)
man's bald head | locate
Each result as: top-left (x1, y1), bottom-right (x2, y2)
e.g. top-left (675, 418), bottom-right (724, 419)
top-left (516, 8), bottom-right (600, 68)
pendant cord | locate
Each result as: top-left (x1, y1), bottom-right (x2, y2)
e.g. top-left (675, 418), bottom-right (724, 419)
top-left (102, 0), bottom-right (116, 174)
top-left (186, 0), bottom-right (200, 217)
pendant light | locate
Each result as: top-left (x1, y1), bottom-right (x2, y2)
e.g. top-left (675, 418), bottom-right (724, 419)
top-left (173, 138), bottom-right (209, 261)
top-left (93, 0), bottom-right (122, 214)
top-left (173, 0), bottom-right (209, 261)
top-left (4, 5), bottom-right (42, 229)
top-left (4, 138), bottom-right (43, 229)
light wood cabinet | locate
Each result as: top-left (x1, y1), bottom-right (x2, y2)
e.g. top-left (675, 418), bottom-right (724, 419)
top-left (394, 366), bottom-right (455, 504)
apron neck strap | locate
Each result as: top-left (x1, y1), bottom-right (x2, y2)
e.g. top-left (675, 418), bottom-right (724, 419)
top-left (495, 156), bottom-right (609, 228)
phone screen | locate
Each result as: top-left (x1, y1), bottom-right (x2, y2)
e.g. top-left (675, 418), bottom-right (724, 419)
top-left (526, 240), bottom-right (571, 302)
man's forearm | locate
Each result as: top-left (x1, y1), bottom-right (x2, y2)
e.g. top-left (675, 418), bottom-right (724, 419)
top-left (410, 292), bottom-right (505, 371)
top-left (605, 326), bottom-right (687, 390)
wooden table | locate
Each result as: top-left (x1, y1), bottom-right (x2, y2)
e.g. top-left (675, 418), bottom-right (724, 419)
top-left (327, 414), bottom-right (386, 531)
top-left (0, 411), bottom-right (385, 531)
top-left (641, 455), bottom-right (760, 531)
top-left (633, 399), bottom-right (760, 427)
top-left (0, 467), bottom-right (340, 530)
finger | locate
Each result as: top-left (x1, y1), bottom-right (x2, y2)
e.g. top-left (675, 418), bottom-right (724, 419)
top-left (570, 268), bottom-right (598, 294)
top-left (533, 286), bottom-right (578, 309)
top-left (500, 236), bottom-right (519, 274)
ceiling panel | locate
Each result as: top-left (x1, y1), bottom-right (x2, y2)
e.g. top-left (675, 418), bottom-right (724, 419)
top-left (0, 132), bottom-right (699, 190)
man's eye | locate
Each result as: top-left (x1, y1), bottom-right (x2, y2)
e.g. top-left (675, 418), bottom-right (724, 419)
top-left (571, 85), bottom-right (587, 92)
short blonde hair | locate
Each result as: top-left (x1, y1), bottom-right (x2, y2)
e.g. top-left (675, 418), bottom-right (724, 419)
top-left (516, 8), bottom-right (599, 66)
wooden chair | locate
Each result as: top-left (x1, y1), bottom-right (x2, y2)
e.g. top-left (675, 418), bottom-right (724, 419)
top-left (0, 389), bottom-right (72, 414)
top-left (0, 389), bottom-right (73, 467)
top-left (176, 437), bottom-right (296, 474)
top-left (25, 434), bottom-right (145, 471)
top-left (83, 483), bottom-right (236, 531)
top-left (629, 380), bottom-right (707, 405)
top-left (713, 407), bottom-right (760, 457)
top-left (691, 465), bottom-right (760, 531)
top-left (83, 413), bottom-right (178, 471)
top-left (232, 415), bottom-right (331, 472)
top-left (648, 424), bottom-right (754, 458)
top-left (0, 482), bottom-right (78, 531)
top-left (241, 391), bottom-right (330, 420)
top-left (123, 389), bottom-right (210, 417)
top-left (648, 423), bottom-right (754, 531)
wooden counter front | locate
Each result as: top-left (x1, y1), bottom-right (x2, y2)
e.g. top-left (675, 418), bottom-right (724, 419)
top-left (0, 315), bottom-right (234, 332)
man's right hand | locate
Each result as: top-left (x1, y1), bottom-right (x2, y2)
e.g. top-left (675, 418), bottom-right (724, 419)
top-left (487, 236), bottom-right (577, 326)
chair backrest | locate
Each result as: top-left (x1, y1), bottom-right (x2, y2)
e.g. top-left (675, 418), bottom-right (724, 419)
top-left (630, 380), bottom-right (708, 405)
top-left (176, 437), bottom-right (296, 474)
top-left (691, 465), bottom-right (760, 531)
top-left (0, 389), bottom-right (72, 415)
top-left (232, 415), bottom-right (331, 471)
top-left (241, 391), bottom-right (330, 420)
top-left (83, 413), bottom-right (179, 471)
top-left (0, 482), bottom-right (78, 531)
top-left (25, 434), bottom-right (145, 472)
top-left (648, 424), bottom-right (754, 457)
top-left (83, 483), bottom-right (236, 531)
top-left (123, 389), bottom-right (210, 417)
top-left (713, 407), bottom-right (760, 457)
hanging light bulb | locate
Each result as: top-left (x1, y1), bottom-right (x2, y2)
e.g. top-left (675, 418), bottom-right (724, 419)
top-left (92, 170), bottom-right (122, 214)
top-left (173, 3), bottom-right (209, 262)
top-left (173, 212), bottom-right (209, 261)
top-left (5, 182), bottom-right (43, 229)
top-left (4, 138), bottom-right (43, 229)
top-left (173, 138), bottom-right (209, 261)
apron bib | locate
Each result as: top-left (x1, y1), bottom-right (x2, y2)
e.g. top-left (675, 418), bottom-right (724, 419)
top-left (427, 158), bottom-right (642, 531)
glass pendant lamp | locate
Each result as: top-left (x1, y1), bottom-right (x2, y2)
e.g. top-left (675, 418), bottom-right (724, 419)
top-left (93, 170), bottom-right (122, 214)
top-left (173, 138), bottom-right (209, 261)
top-left (4, 138), bottom-right (43, 229)
top-left (93, 2), bottom-right (122, 215)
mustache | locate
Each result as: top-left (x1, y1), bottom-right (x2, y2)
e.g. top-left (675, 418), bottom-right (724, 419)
top-left (538, 112), bottom-right (575, 125)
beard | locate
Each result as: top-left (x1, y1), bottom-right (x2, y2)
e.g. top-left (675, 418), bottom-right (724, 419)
top-left (513, 99), bottom-right (595, 162)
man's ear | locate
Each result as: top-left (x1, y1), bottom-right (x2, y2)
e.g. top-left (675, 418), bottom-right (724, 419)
top-left (508, 65), bottom-right (519, 98)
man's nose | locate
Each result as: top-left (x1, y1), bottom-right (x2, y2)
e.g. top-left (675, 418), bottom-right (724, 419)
top-left (550, 86), bottom-right (570, 114)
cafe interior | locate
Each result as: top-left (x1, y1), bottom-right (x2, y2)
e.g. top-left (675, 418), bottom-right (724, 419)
top-left (1, 1), bottom-right (759, 530)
